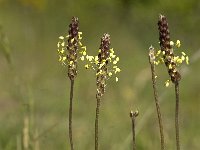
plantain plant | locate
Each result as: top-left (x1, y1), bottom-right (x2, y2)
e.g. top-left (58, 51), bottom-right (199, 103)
top-left (150, 14), bottom-right (189, 150)
top-left (149, 45), bottom-right (165, 150)
top-left (81, 33), bottom-right (120, 150)
top-left (57, 17), bottom-right (86, 150)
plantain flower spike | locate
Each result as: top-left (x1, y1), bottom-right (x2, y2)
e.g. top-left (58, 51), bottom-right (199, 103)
top-left (96, 33), bottom-right (110, 98)
top-left (66, 17), bottom-right (79, 80)
top-left (158, 14), bottom-right (181, 83)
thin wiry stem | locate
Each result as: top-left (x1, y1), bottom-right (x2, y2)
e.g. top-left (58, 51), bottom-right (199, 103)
top-left (120, 48), bottom-right (200, 150)
top-left (150, 63), bottom-right (165, 150)
top-left (149, 46), bottom-right (165, 150)
top-left (94, 33), bottom-right (110, 150)
top-left (175, 81), bottom-right (180, 150)
top-left (69, 80), bottom-right (74, 150)
top-left (130, 111), bottom-right (139, 150)
top-left (131, 115), bottom-right (136, 150)
top-left (95, 96), bottom-right (101, 150)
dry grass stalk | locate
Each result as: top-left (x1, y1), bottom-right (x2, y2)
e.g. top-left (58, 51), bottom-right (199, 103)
top-left (158, 14), bottom-right (181, 150)
top-left (149, 46), bottom-right (165, 150)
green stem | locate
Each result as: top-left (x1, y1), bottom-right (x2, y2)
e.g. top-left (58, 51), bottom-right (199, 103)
top-left (130, 111), bottom-right (138, 150)
top-left (69, 80), bottom-right (74, 150)
top-left (175, 81), bottom-right (180, 150)
top-left (150, 62), bottom-right (165, 150)
top-left (95, 96), bottom-right (101, 150)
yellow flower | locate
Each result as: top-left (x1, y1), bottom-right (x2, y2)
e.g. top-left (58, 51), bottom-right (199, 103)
top-left (69, 60), bottom-right (73, 64)
top-left (165, 80), bottom-right (170, 87)
top-left (78, 32), bottom-right (82, 40)
top-left (57, 42), bottom-right (60, 48)
top-left (85, 64), bottom-right (89, 69)
top-left (60, 49), bottom-right (64, 54)
top-left (71, 38), bottom-right (74, 43)
top-left (162, 51), bottom-right (165, 55)
top-left (116, 57), bottom-right (119, 62)
top-left (61, 42), bottom-right (65, 47)
top-left (99, 62), bottom-right (105, 69)
top-left (58, 55), bottom-right (62, 62)
top-left (110, 48), bottom-right (114, 54)
top-left (181, 52), bottom-right (186, 56)
top-left (177, 58), bottom-right (183, 64)
top-left (86, 55), bottom-right (94, 61)
top-left (181, 55), bottom-right (185, 61)
top-left (170, 41), bottom-right (174, 46)
top-left (110, 53), bottom-right (116, 58)
top-left (81, 46), bottom-right (87, 51)
top-left (59, 36), bottom-right (64, 40)
top-left (186, 56), bottom-right (189, 64)
top-left (116, 77), bottom-right (119, 82)
top-left (157, 50), bottom-right (161, 56)
top-left (113, 60), bottom-right (117, 64)
top-left (94, 56), bottom-right (99, 64)
top-left (80, 56), bottom-right (84, 61)
top-left (108, 72), bottom-right (112, 77)
top-left (174, 56), bottom-right (179, 62)
top-left (115, 67), bottom-right (121, 73)
top-left (176, 40), bottom-right (181, 48)
top-left (169, 64), bottom-right (172, 69)
top-left (82, 51), bottom-right (87, 56)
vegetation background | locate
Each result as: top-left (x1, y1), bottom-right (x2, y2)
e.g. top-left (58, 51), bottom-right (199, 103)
top-left (0, 0), bottom-right (200, 149)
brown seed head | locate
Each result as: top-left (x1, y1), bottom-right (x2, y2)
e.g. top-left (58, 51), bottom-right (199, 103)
top-left (98, 33), bottom-right (110, 63)
top-left (158, 14), bottom-right (181, 83)
top-left (67, 17), bottom-right (79, 80)
top-left (158, 14), bottom-right (171, 51)
top-left (96, 33), bottom-right (111, 98)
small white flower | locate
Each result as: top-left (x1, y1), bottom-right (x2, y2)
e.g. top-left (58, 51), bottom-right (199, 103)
top-left (113, 60), bottom-right (117, 65)
top-left (115, 57), bottom-right (119, 62)
top-left (81, 46), bottom-right (87, 51)
top-left (85, 64), bottom-right (89, 69)
top-left (59, 36), bottom-right (64, 40)
top-left (181, 55), bottom-right (185, 61)
top-left (108, 72), bottom-right (112, 77)
top-left (82, 51), bottom-right (87, 56)
top-left (165, 80), bottom-right (170, 87)
top-left (170, 41), bottom-right (174, 46)
top-left (116, 77), bottom-right (119, 82)
top-left (61, 42), bottom-right (65, 47)
top-left (186, 56), bottom-right (189, 64)
top-left (176, 40), bottom-right (181, 48)
top-left (181, 52), bottom-right (186, 56)
top-left (80, 56), bottom-right (84, 61)
top-left (115, 68), bottom-right (121, 73)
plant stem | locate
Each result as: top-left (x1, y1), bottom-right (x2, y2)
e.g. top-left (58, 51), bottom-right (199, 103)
top-left (95, 96), bottom-right (101, 150)
top-left (130, 111), bottom-right (138, 150)
top-left (150, 61), bottom-right (165, 150)
top-left (23, 115), bottom-right (29, 150)
top-left (69, 80), bottom-right (74, 150)
top-left (175, 81), bottom-right (180, 150)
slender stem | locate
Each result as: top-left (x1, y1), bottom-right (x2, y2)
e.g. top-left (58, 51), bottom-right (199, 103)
top-left (175, 81), bottom-right (180, 150)
top-left (150, 62), bottom-right (165, 150)
top-left (95, 96), bottom-right (101, 150)
top-left (130, 111), bottom-right (138, 150)
top-left (131, 116), bottom-right (136, 150)
top-left (69, 80), bottom-right (74, 150)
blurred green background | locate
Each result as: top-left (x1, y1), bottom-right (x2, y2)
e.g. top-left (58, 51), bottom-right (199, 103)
top-left (0, 0), bottom-right (200, 149)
